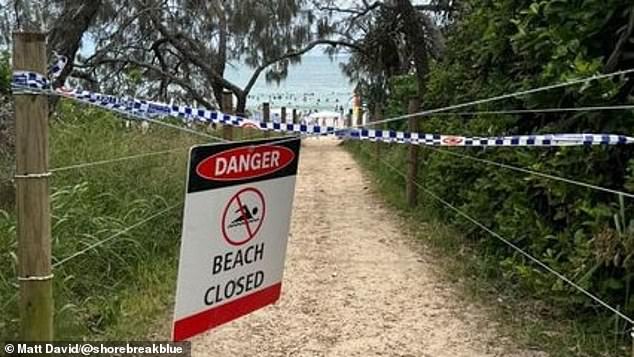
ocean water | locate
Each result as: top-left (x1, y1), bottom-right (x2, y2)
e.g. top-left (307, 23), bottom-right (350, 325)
top-left (225, 53), bottom-right (354, 116)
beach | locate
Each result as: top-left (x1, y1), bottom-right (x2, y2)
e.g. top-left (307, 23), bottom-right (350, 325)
top-left (225, 53), bottom-right (354, 118)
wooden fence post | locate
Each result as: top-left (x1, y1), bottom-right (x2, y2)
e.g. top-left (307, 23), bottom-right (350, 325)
top-left (374, 104), bottom-right (383, 161)
top-left (406, 98), bottom-right (420, 208)
top-left (13, 32), bottom-right (54, 341)
top-left (263, 102), bottom-right (271, 138)
top-left (221, 91), bottom-right (233, 140)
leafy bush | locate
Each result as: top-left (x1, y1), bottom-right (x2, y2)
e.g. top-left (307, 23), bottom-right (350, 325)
top-left (358, 0), bottom-right (634, 331)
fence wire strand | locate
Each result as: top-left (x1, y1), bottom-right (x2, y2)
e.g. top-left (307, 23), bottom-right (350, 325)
top-left (423, 104), bottom-right (634, 116)
top-left (127, 114), bottom-right (229, 141)
top-left (15, 67), bottom-right (634, 143)
top-left (45, 89), bottom-right (229, 141)
top-left (9, 66), bottom-right (634, 317)
top-left (359, 68), bottom-right (634, 130)
top-left (52, 202), bottom-right (182, 268)
top-left (370, 151), bottom-right (634, 325)
top-left (51, 147), bottom-right (189, 173)
top-left (421, 146), bottom-right (634, 199)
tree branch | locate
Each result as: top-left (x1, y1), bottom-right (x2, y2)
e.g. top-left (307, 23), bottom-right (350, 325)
top-left (69, 69), bottom-right (98, 86)
top-left (142, 4), bottom-right (245, 97)
top-left (314, 1), bottom-right (382, 16)
top-left (90, 58), bottom-right (216, 109)
top-left (413, 4), bottom-right (452, 12)
top-left (605, 6), bottom-right (634, 72)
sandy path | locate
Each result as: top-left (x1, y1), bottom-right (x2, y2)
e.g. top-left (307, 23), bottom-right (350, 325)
top-left (193, 138), bottom-right (544, 357)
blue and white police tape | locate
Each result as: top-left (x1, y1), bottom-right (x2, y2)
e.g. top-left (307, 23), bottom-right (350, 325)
top-left (337, 129), bottom-right (634, 146)
top-left (48, 52), bottom-right (67, 78)
top-left (11, 71), bottom-right (50, 93)
top-left (11, 53), bottom-right (67, 93)
top-left (12, 69), bottom-right (340, 134)
top-left (10, 69), bottom-right (634, 147)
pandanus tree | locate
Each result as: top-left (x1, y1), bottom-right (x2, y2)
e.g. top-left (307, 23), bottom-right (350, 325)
top-left (312, 0), bottom-right (453, 116)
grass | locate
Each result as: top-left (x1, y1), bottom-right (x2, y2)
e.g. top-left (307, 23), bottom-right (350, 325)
top-left (346, 140), bottom-right (631, 357)
top-left (0, 101), bottom-right (219, 340)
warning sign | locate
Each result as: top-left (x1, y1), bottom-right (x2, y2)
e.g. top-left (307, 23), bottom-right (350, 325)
top-left (172, 137), bottom-right (301, 341)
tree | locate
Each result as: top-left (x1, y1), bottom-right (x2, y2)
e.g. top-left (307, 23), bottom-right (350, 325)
top-left (313, 0), bottom-right (452, 115)
top-left (74, 0), bottom-right (357, 114)
top-left (375, 0), bottom-right (634, 329)
top-left (1, 0), bottom-right (105, 88)
top-left (2, 0), bottom-right (452, 115)
top-left (47, 0), bottom-right (103, 88)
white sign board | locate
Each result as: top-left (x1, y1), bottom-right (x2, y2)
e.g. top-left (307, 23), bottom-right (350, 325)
top-left (172, 137), bottom-right (301, 341)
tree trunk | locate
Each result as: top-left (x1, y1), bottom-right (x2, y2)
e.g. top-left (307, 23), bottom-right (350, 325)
top-left (211, 80), bottom-right (224, 109)
top-left (47, 0), bottom-right (102, 88)
top-left (210, 3), bottom-right (228, 108)
top-left (394, 0), bottom-right (429, 97)
top-left (236, 94), bottom-right (247, 116)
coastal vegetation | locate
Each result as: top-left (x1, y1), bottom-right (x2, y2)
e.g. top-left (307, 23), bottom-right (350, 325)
top-left (343, 1), bottom-right (634, 355)
top-left (0, 100), bottom-right (211, 340)
top-left (2, 0), bottom-right (634, 355)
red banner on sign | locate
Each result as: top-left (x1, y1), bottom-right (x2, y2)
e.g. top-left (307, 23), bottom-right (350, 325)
top-left (172, 283), bottom-right (282, 341)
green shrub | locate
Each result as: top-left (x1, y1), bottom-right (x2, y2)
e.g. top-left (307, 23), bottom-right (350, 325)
top-left (357, 0), bottom-right (634, 338)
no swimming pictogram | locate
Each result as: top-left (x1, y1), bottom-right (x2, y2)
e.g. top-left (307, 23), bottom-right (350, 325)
top-left (221, 187), bottom-right (266, 246)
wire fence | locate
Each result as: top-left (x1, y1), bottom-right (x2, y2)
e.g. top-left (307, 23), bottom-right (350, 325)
top-left (346, 154), bottom-right (634, 327)
top-left (356, 68), bottom-right (634, 130)
top-left (11, 66), bottom-right (634, 283)
top-left (51, 201), bottom-right (183, 268)
top-left (422, 146), bottom-right (634, 199)
top-left (51, 147), bottom-right (189, 173)
top-left (372, 150), bottom-right (634, 325)
top-left (7, 61), bottom-right (634, 345)
top-left (422, 104), bottom-right (634, 116)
